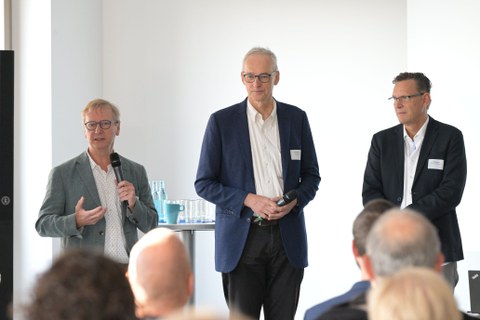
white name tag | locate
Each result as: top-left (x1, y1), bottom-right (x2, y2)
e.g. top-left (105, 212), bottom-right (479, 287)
top-left (428, 159), bottom-right (444, 170)
top-left (290, 149), bottom-right (301, 160)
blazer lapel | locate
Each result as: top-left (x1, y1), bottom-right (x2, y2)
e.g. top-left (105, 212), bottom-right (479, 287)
top-left (277, 103), bottom-right (291, 184)
top-left (414, 118), bottom-right (438, 184)
top-left (76, 152), bottom-right (102, 206)
top-left (391, 125), bottom-right (405, 187)
top-left (235, 101), bottom-right (256, 192)
top-left (120, 155), bottom-right (132, 183)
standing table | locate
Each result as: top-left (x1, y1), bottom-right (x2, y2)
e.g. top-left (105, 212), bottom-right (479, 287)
top-left (159, 223), bottom-right (215, 304)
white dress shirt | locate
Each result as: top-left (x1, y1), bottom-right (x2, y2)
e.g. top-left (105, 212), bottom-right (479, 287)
top-left (88, 152), bottom-right (129, 263)
top-left (246, 100), bottom-right (284, 198)
top-left (401, 116), bottom-right (429, 209)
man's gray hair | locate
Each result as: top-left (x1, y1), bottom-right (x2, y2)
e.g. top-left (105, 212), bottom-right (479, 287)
top-left (242, 47), bottom-right (278, 72)
top-left (366, 208), bottom-right (441, 277)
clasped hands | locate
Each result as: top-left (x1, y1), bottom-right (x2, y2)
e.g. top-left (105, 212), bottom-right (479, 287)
top-left (244, 193), bottom-right (297, 221)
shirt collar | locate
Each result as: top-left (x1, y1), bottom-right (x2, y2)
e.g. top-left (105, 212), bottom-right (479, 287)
top-left (403, 115), bottom-right (429, 142)
top-left (86, 150), bottom-right (113, 171)
top-left (246, 100), bottom-right (277, 123)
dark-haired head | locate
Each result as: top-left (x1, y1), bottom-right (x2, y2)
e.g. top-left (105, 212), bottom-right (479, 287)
top-left (393, 72), bottom-right (432, 93)
top-left (353, 199), bottom-right (397, 256)
top-left (24, 249), bottom-right (137, 320)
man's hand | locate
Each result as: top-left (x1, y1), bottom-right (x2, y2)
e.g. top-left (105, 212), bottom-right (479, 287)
top-left (75, 196), bottom-right (106, 228)
top-left (117, 180), bottom-right (137, 209)
top-left (269, 196), bottom-right (297, 220)
top-left (244, 193), bottom-right (298, 221)
top-left (244, 193), bottom-right (277, 220)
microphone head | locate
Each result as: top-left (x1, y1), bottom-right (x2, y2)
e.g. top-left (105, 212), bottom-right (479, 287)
top-left (284, 190), bottom-right (298, 202)
top-left (276, 189), bottom-right (298, 206)
top-left (110, 152), bottom-right (121, 168)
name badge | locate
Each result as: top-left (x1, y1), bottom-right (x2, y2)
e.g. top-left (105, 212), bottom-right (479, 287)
top-left (290, 149), bottom-right (301, 160)
top-left (428, 159), bottom-right (444, 170)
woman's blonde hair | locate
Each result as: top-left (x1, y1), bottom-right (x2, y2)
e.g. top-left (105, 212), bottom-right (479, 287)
top-left (368, 267), bottom-right (461, 320)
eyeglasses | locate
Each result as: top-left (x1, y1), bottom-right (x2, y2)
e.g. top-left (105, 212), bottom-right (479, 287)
top-left (388, 92), bottom-right (425, 103)
top-left (84, 120), bottom-right (118, 131)
top-left (243, 72), bottom-right (277, 83)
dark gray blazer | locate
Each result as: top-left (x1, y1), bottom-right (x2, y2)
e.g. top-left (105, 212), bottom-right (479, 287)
top-left (362, 117), bottom-right (467, 262)
top-left (36, 152), bottom-right (157, 254)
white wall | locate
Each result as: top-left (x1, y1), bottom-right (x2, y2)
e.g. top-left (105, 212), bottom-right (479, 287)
top-left (12, 0), bottom-right (480, 318)
top-left (102, 0), bottom-right (406, 317)
top-left (52, 0), bottom-right (103, 165)
top-left (407, 0), bottom-right (480, 311)
top-left (0, 0), bottom-right (5, 49)
top-left (12, 0), bottom-right (52, 318)
top-left (12, 0), bottom-right (103, 318)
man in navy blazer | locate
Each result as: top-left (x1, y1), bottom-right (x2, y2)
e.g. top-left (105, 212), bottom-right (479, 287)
top-left (195, 47), bottom-right (320, 320)
top-left (362, 72), bottom-right (467, 288)
top-left (36, 99), bottom-right (157, 264)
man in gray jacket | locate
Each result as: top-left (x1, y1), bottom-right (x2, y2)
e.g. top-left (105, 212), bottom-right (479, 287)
top-left (36, 98), bottom-right (157, 264)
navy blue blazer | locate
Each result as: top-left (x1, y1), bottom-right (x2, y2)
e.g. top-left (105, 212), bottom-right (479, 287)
top-left (195, 99), bottom-right (320, 273)
top-left (362, 117), bottom-right (467, 262)
top-left (304, 281), bottom-right (370, 320)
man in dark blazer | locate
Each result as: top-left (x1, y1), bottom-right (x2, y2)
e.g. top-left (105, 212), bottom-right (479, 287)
top-left (362, 72), bottom-right (467, 288)
top-left (195, 47), bottom-right (320, 320)
top-left (36, 99), bottom-right (157, 264)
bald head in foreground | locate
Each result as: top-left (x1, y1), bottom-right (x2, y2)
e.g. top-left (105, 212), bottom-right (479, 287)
top-left (128, 228), bottom-right (194, 319)
top-left (364, 208), bottom-right (444, 281)
top-left (318, 209), bottom-right (477, 320)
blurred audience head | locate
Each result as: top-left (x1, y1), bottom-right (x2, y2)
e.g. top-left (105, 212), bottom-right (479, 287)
top-left (353, 199), bottom-right (396, 257)
top-left (163, 308), bottom-right (253, 320)
top-left (365, 208), bottom-right (444, 279)
top-left (24, 249), bottom-right (136, 320)
top-left (368, 267), bottom-right (461, 320)
top-left (128, 227), bottom-right (194, 319)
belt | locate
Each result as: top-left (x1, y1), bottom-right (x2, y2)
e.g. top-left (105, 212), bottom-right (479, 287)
top-left (250, 217), bottom-right (278, 227)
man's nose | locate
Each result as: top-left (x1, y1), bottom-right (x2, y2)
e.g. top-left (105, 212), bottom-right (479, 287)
top-left (252, 77), bottom-right (263, 85)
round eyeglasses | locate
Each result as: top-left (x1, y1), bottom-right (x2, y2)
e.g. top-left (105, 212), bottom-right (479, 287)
top-left (243, 72), bottom-right (277, 83)
top-left (84, 120), bottom-right (118, 131)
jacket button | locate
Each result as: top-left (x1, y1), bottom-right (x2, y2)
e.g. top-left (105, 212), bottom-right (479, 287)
top-left (246, 218), bottom-right (251, 223)
top-left (99, 231), bottom-right (105, 236)
top-left (396, 197), bottom-right (402, 203)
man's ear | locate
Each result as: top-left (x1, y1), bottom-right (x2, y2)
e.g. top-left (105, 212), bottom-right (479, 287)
top-left (273, 71), bottom-right (280, 85)
top-left (187, 272), bottom-right (194, 297)
top-left (352, 240), bottom-right (360, 258)
top-left (363, 255), bottom-right (375, 280)
top-left (435, 253), bottom-right (445, 273)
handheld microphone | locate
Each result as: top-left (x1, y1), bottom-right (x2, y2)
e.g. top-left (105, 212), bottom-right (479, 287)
top-left (110, 152), bottom-right (128, 207)
top-left (276, 190), bottom-right (298, 207)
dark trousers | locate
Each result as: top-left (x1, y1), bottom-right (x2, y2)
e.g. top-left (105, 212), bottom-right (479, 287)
top-left (442, 261), bottom-right (459, 290)
top-left (222, 224), bottom-right (304, 320)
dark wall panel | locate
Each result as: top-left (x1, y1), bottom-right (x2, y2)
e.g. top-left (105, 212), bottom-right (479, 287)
top-left (0, 50), bottom-right (14, 320)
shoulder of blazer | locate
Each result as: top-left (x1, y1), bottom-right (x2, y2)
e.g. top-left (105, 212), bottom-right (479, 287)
top-left (214, 99), bottom-right (247, 117)
top-left (427, 116), bottom-right (462, 135)
top-left (118, 155), bottom-right (143, 170)
top-left (276, 101), bottom-right (308, 124)
top-left (53, 152), bottom-right (89, 172)
top-left (276, 100), bottom-right (303, 113)
top-left (373, 123), bottom-right (403, 140)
